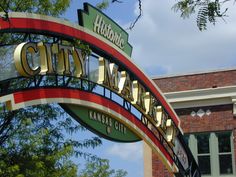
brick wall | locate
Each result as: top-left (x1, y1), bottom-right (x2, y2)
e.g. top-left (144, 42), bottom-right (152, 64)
top-left (151, 69), bottom-right (236, 177)
top-left (176, 104), bottom-right (235, 133)
top-left (152, 153), bottom-right (174, 177)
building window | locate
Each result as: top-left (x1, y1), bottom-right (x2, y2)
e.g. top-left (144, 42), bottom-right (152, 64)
top-left (217, 132), bottom-right (233, 175)
top-left (186, 131), bottom-right (235, 176)
top-left (196, 134), bottom-right (211, 175)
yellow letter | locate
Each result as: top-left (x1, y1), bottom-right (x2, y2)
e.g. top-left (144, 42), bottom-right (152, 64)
top-left (132, 80), bottom-right (146, 112)
top-left (144, 92), bottom-right (157, 119)
top-left (71, 47), bottom-right (86, 77)
top-left (156, 106), bottom-right (167, 134)
top-left (166, 119), bottom-right (177, 146)
top-left (118, 71), bottom-right (134, 102)
top-left (56, 44), bottom-right (72, 75)
top-left (37, 42), bottom-right (55, 74)
top-left (14, 42), bottom-right (40, 77)
top-left (98, 57), bottom-right (119, 91)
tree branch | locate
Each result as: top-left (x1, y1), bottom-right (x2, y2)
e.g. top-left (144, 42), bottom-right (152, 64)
top-left (0, 113), bottom-right (14, 133)
top-left (127, 0), bottom-right (142, 30)
top-left (0, 112), bottom-right (16, 145)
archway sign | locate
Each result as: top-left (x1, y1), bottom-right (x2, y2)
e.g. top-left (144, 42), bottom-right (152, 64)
top-left (0, 3), bottom-right (200, 177)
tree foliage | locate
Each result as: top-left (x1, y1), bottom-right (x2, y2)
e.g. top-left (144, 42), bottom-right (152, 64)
top-left (0, 0), bottom-right (70, 45)
top-left (0, 105), bottom-right (103, 177)
top-left (172, 0), bottom-right (232, 30)
top-left (79, 159), bottom-right (127, 177)
top-left (0, 105), bottom-right (127, 177)
top-left (0, 106), bottom-right (78, 177)
top-left (0, 0), bottom-right (71, 17)
top-left (96, 0), bottom-right (111, 10)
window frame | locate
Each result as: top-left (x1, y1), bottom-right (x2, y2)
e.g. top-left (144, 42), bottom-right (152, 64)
top-left (186, 131), bottom-right (235, 177)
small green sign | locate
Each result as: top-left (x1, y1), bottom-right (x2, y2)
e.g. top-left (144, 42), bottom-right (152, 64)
top-left (61, 104), bottom-right (141, 142)
top-left (78, 3), bottom-right (133, 57)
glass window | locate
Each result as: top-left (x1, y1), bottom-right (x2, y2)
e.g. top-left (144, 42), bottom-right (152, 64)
top-left (198, 155), bottom-right (211, 175)
top-left (218, 133), bottom-right (231, 153)
top-left (197, 134), bottom-right (210, 154)
top-left (219, 154), bottom-right (233, 174)
top-left (196, 134), bottom-right (211, 175)
top-left (217, 132), bottom-right (233, 175)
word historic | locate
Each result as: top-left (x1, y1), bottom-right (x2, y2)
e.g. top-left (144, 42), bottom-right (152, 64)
top-left (93, 15), bottom-right (125, 50)
top-left (13, 42), bottom-right (177, 146)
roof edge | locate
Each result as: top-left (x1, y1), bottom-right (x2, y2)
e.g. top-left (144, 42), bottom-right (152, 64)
top-left (152, 67), bottom-right (236, 80)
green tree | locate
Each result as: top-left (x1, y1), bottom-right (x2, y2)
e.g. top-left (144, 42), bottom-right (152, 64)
top-left (0, 105), bottom-right (103, 177)
top-left (0, 0), bottom-right (70, 45)
top-left (0, 0), bottom-right (71, 16)
top-left (0, 105), bottom-right (127, 177)
top-left (172, 0), bottom-right (233, 30)
top-left (79, 160), bottom-right (127, 177)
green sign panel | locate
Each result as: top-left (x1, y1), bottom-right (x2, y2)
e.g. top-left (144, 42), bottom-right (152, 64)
top-left (61, 104), bottom-right (141, 142)
top-left (78, 3), bottom-right (133, 57)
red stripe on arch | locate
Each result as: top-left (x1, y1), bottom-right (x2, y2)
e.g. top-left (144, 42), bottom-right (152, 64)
top-left (13, 88), bottom-right (174, 165)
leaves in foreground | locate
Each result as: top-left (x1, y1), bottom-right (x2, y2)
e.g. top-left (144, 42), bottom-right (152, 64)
top-left (172, 0), bottom-right (230, 30)
top-left (0, 105), bottom-right (102, 177)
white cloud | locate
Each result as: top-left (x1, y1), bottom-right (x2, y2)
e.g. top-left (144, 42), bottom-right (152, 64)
top-left (106, 142), bottom-right (143, 161)
top-left (127, 0), bottom-right (236, 76)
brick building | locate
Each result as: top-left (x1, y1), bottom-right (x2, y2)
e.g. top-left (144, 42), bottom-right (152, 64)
top-left (144, 69), bottom-right (236, 177)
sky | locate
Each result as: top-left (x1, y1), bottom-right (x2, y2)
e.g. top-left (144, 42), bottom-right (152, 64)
top-left (63, 0), bottom-right (236, 177)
